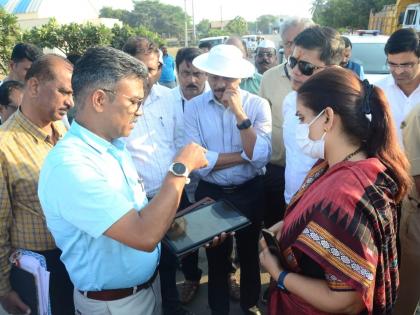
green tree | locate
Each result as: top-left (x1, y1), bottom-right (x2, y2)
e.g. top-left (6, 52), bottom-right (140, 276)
top-left (196, 19), bottom-right (211, 37)
top-left (207, 29), bottom-right (230, 37)
top-left (312, 0), bottom-right (396, 29)
top-left (256, 15), bottom-right (278, 34)
top-left (226, 16), bottom-right (248, 36)
top-left (110, 24), bottom-right (164, 50)
top-left (100, 0), bottom-right (190, 39)
top-left (23, 19), bottom-right (113, 55)
top-left (0, 8), bottom-right (22, 75)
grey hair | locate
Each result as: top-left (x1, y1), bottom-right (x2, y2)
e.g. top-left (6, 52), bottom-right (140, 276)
top-left (279, 17), bottom-right (315, 39)
top-left (72, 47), bottom-right (148, 107)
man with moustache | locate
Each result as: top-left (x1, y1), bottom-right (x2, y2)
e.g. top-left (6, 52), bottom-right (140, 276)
top-left (259, 17), bottom-right (313, 228)
top-left (38, 47), bottom-right (208, 315)
top-left (184, 44), bottom-right (272, 315)
top-left (123, 38), bottom-right (194, 315)
top-left (382, 28), bottom-right (420, 315)
top-left (376, 28), bottom-right (420, 145)
top-left (0, 54), bottom-right (74, 315)
top-left (282, 26), bottom-right (344, 205)
top-left (254, 40), bottom-right (278, 75)
top-left (169, 47), bottom-right (209, 304)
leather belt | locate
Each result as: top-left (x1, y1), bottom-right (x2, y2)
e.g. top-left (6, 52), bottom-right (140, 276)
top-left (79, 268), bottom-right (158, 301)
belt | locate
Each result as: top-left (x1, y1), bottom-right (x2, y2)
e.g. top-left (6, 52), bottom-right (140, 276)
top-left (203, 176), bottom-right (261, 194)
top-left (79, 268), bottom-right (158, 301)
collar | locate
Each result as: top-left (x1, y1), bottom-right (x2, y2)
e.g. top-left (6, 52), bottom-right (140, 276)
top-left (15, 109), bottom-right (64, 144)
top-left (69, 121), bottom-right (125, 154)
top-left (177, 82), bottom-right (211, 102)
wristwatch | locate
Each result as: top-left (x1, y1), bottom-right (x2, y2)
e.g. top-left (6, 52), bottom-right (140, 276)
top-left (277, 270), bottom-right (289, 292)
top-left (169, 162), bottom-right (190, 184)
top-left (236, 118), bottom-right (252, 130)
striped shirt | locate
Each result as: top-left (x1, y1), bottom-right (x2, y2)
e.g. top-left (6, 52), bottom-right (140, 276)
top-left (0, 110), bottom-right (66, 295)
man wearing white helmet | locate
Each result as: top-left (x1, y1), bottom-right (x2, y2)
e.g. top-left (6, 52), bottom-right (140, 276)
top-left (183, 44), bottom-right (272, 315)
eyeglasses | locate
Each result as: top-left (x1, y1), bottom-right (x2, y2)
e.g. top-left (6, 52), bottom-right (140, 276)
top-left (386, 59), bottom-right (420, 70)
top-left (101, 88), bottom-right (144, 113)
top-left (179, 70), bottom-right (206, 79)
top-left (288, 56), bottom-right (325, 76)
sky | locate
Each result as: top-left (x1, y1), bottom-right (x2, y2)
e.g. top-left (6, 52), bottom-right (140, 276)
top-left (157, 0), bottom-right (314, 23)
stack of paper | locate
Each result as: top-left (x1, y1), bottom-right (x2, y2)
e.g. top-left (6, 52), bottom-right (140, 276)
top-left (10, 250), bottom-right (51, 315)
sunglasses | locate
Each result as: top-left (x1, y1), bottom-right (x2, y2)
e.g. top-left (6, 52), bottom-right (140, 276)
top-left (288, 56), bottom-right (325, 76)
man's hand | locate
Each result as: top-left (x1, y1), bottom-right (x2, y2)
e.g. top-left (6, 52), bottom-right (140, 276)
top-left (204, 231), bottom-right (234, 249)
top-left (222, 88), bottom-right (246, 121)
top-left (175, 142), bottom-right (208, 172)
top-left (0, 290), bottom-right (31, 315)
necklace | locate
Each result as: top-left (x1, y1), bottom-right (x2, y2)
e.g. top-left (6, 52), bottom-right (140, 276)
top-left (342, 147), bottom-right (362, 162)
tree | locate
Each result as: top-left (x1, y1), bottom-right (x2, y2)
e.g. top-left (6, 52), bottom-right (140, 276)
top-left (256, 15), bottom-right (278, 34)
top-left (226, 16), bottom-right (248, 36)
top-left (0, 8), bottom-right (22, 75)
top-left (196, 19), bottom-right (211, 37)
top-left (23, 19), bottom-right (113, 55)
top-left (312, 0), bottom-right (396, 29)
top-left (100, 0), bottom-right (190, 39)
top-left (110, 24), bottom-right (164, 50)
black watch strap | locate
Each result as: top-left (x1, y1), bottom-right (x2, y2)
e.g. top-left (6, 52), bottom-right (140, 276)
top-left (236, 118), bottom-right (251, 130)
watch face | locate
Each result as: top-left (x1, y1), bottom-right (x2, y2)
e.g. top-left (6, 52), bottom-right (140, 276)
top-left (173, 162), bottom-right (186, 174)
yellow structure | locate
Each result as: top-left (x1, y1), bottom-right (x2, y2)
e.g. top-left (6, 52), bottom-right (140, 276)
top-left (368, 0), bottom-right (418, 35)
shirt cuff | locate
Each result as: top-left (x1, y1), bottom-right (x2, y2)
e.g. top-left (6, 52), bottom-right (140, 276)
top-left (194, 150), bottom-right (219, 177)
top-left (240, 135), bottom-right (271, 168)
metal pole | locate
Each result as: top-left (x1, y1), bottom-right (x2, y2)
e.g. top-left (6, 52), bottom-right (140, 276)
top-left (184, 0), bottom-right (188, 47)
top-left (192, 0), bottom-right (196, 44)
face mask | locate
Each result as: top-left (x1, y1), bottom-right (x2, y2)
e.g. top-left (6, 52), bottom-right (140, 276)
top-left (296, 109), bottom-right (326, 159)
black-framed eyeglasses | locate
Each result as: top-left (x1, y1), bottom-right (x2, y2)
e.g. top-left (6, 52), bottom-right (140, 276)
top-left (288, 56), bottom-right (325, 76)
top-left (101, 88), bottom-right (144, 113)
top-left (386, 59), bottom-right (420, 70)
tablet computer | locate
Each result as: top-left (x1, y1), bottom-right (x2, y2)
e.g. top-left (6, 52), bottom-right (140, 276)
top-left (163, 199), bottom-right (251, 256)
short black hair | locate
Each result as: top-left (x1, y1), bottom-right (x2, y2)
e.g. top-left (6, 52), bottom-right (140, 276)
top-left (0, 80), bottom-right (24, 106)
top-left (11, 43), bottom-right (43, 63)
top-left (385, 28), bottom-right (420, 57)
top-left (294, 26), bottom-right (344, 65)
top-left (175, 48), bottom-right (203, 72)
top-left (341, 36), bottom-right (352, 49)
top-left (25, 54), bottom-right (72, 82)
top-left (198, 41), bottom-right (212, 50)
top-left (122, 37), bottom-right (159, 57)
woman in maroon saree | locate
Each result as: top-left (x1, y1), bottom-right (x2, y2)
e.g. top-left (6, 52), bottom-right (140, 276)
top-left (259, 68), bottom-right (411, 315)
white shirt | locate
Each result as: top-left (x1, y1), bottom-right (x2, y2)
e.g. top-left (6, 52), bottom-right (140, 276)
top-left (376, 74), bottom-right (420, 145)
top-left (168, 84), bottom-right (210, 202)
top-left (283, 91), bottom-right (317, 204)
top-left (125, 84), bottom-right (181, 198)
top-left (184, 89), bottom-right (272, 186)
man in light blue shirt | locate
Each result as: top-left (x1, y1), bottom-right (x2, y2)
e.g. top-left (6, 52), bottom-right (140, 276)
top-left (159, 45), bottom-right (177, 88)
top-left (38, 47), bottom-right (208, 315)
top-left (184, 44), bottom-right (272, 315)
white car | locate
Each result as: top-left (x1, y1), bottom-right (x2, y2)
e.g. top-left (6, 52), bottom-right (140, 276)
top-left (345, 34), bottom-right (390, 83)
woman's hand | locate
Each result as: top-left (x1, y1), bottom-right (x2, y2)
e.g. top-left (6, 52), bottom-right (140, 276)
top-left (268, 220), bottom-right (284, 239)
top-left (259, 238), bottom-right (283, 280)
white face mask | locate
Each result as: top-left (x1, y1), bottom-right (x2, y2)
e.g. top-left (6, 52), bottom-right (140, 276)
top-left (296, 109), bottom-right (326, 159)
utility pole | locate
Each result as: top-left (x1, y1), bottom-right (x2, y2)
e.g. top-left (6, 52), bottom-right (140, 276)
top-left (184, 0), bottom-right (188, 47)
top-left (192, 0), bottom-right (196, 44)
top-left (220, 5), bottom-right (223, 30)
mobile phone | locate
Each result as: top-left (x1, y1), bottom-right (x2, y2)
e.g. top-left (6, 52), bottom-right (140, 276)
top-left (261, 228), bottom-right (281, 256)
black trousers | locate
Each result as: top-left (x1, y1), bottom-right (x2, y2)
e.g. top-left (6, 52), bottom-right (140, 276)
top-left (195, 177), bottom-right (264, 315)
top-left (262, 163), bottom-right (286, 228)
top-left (34, 248), bottom-right (74, 315)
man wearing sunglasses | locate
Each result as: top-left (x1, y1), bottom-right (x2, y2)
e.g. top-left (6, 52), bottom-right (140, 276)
top-left (282, 26), bottom-right (344, 205)
top-left (123, 38), bottom-right (195, 315)
top-left (0, 80), bottom-right (24, 124)
top-left (381, 28), bottom-right (420, 315)
top-left (376, 28), bottom-right (420, 145)
top-left (254, 40), bottom-right (278, 75)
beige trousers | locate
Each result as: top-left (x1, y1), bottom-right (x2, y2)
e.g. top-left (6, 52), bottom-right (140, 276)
top-left (393, 197), bottom-right (420, 315)
top-left (73, 275), bottom-right (162, 315)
